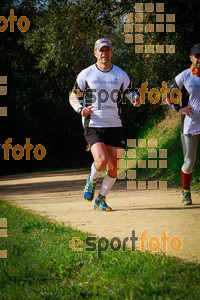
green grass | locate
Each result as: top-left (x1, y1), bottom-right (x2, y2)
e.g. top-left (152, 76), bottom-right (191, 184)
top-left (129, 108), bottom-right (200, 189)
top-left (0, 200), bottom-right (200, 299)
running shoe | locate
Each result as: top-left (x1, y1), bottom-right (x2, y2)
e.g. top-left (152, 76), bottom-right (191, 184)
top-left (83, 175), bottom-right (96, 201)
top-left (94, 195), bottom-right (111, 211)
top-left (182, 189), bottom-right (192, 205)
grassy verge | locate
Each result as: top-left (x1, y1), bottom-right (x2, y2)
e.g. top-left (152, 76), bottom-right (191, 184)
top-left (0, 200), bottom-right (200, 299)
top-left (126, 108), bottom-right (200, 189)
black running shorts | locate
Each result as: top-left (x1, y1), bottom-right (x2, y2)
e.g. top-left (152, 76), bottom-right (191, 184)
top-left (84, 127), bottom-right (126, 148)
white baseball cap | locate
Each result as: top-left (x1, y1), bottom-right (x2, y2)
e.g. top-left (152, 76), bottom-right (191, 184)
top-left (94, 38), bottom-right (112, 50)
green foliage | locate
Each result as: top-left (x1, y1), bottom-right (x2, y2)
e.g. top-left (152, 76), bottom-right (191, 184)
top-left (132, 107), bottom-right (200, 189)
top-left (0, 0), bottom-right (200, 176)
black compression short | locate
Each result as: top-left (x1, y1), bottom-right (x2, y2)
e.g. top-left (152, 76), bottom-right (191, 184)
top-left (84, 127), bottom-right (126, 148)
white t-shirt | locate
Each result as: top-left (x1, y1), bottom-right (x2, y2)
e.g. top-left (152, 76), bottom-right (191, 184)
top-left (175, 69), bottom-right (200, 134)
top-left (70, 64), bottom-right (137, 128)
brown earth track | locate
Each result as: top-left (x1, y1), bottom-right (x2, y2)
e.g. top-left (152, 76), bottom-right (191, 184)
top-left (0, 169), bottom-right (199, 263)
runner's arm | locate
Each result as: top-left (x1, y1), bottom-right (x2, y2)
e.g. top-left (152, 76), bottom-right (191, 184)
top-left (124, 84), bottom-right (141, 107)
top-left (69, 81), bottom-right (84, 114)
top-left (166, 79), bottom-right (194, 116)
top-left (166, 80), bottom-right (181, 111)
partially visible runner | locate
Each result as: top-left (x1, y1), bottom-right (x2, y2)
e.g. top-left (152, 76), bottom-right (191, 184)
top-left (167, 43), bottom-right (200, 205)
top-left (69, 38), bottom-right (140, 211)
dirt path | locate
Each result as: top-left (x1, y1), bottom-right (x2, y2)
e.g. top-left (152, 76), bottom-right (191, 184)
top-left (0, 169), bottom-right (200, 263)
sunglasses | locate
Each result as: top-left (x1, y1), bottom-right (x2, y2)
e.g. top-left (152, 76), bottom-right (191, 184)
top-left (194, 53), bottom-right (200, 59)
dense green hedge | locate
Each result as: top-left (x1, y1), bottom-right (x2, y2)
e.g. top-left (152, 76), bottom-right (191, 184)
top-left (0, 0), bottom-right (199, 176)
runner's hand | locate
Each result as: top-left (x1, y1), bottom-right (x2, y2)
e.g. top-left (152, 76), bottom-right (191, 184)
top-left (81, 105), bottom-right (93, 117)
top-left (133, 96), bottom-right (141, 107)
top-left (179, 106), bottom-right (194, 117)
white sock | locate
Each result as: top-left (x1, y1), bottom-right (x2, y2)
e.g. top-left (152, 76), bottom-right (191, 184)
top-left (90, 162), bottom-right (102, 181)
top-left (100, 173), bottom-right (116, 197)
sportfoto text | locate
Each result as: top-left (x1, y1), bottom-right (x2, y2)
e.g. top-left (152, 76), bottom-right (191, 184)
top-left (1, 138), bottom-right (46, 160)
top-left (70, 230), bottom-right (182, 257)
top-left (70, 81), bottom-right (181, 109)
top-left (0, 9), bottom-right (30, 32)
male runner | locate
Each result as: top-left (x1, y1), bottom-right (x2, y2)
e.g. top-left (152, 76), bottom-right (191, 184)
top-left (69, 38), bottom-right (140, 211)
top-left (167, 43), bottom-right (200, 205)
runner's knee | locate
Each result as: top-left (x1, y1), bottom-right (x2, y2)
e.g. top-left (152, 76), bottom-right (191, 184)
top-left (95, 155), bottom-right (108, 170)
top-left (107, 165), bottom-right (117, 177)
top-left (182, 159), bottom-right (195, 173)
